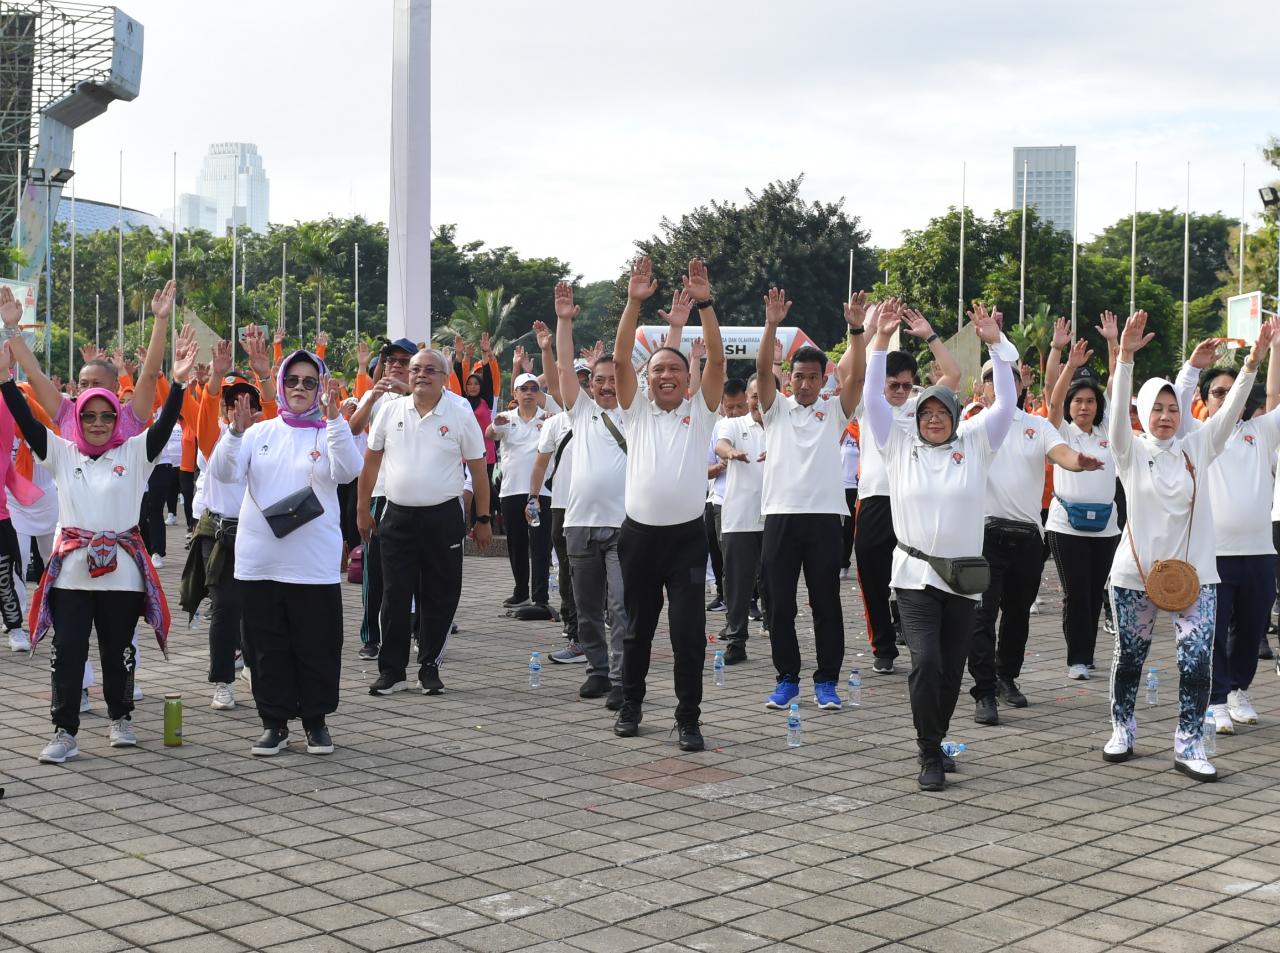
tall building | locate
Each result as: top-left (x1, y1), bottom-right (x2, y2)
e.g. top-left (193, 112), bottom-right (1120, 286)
top-left (1012, 145), bottom-right (1075, 232)
top-left (177, 142), bottom-right (270, 234)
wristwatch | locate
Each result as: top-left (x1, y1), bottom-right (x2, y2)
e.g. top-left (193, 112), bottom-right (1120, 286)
top-left (475, 514), bottom-right (491, 524)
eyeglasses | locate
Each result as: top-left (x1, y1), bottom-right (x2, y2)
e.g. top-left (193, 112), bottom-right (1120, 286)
top-left (1208, 387), bottom-right (1231, 399)
top-left (384, 355), bottom-right (411, 367)
top-left (885, 381), bottom-right (914, 393)
top-left (79, 410), bottom-right (117, 425)
top-left (918, 409), bottom-right (952, 422)
top-left (410, 366), bottom-right (443, 377)
top-left (283, 375), bottom-right (319, 391)
top-left (517, 384), bottom-right (541, 393)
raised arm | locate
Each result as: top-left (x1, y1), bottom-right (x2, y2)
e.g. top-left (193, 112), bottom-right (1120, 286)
top-left (1172, 341), bottom-right (1212, 438)
top-left (688, 336), bottom-right (705, 399)
top-left (533, 320), bottom-right (561, 408)
top-left (683, 260), bottom-right (725, 412)
top-left (902, 307), bottom-right (959, 392)
top-left (838, 294), bottom-right (869, 417)
top-left (1205, 324), bottom-right (1270, 458)
top-left (861, 301), bottom-right (902, 450)
top-left (968, 304), bottom-right (1017, 450)
top-left (612, 257), bottom-right (658, 410)
top-left (1094, 311), bottom-right (1120, 393)
top-left (132, 280), bottom-right (176, 422)
top-left (756, 288), bottom-right (790, 413)
top-left (0, 346), bottom-right (49, 457)
top-left (146, 327), bottom-right (196, 462)
top-left (0, 286), bottom-right (64, 419)
top-left (1048, 338), bottom-right (1093, 429)
top-left (553, 282), bottom-right (582, 410)
top-left (1044, 318), bottom-right (1070, 399)
top-left (1109, 310), bottom-right (1158, 464)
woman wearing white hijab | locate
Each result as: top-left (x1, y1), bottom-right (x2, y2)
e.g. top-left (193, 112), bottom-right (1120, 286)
top-left (1105, 311), bottom-right (1270, 781)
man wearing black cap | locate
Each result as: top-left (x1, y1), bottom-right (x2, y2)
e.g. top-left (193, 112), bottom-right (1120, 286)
top-left (347, 338), bottom-right (417, 659)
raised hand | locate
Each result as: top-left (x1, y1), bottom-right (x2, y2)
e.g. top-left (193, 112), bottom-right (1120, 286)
top-left (111, 348), bottom-right (126, 373)
top-left (1187, 337), bottom-right (1218, 369)
top-left (844, 290), bottom-right (868, 329)
top-left (554, 282), bottom-right (580, 322)
top-left (968, 303), bottom-right (1002, 345)
top-left (463, 342), bottom-right (475, 366)
top-left (80, 343), bottom-right (103, 363)
top-left (533, 320), bottom-right (552, 351)
top-left (173, 325), bottom-right (199, 383)
top-left (479, 332), bottom-right (492, 356)
top-left (229, 392), bottom-right (255, 434)
top-left (356, 339), bottom-right (371, 369)
top-left (244, 326), bottom-right (272, 378)
top-left (1019, 363), bottom-right (1034, 392)
top-left (0, 286), bottom-right (21, 329)
top-left (581, 340), bottom-right (604, 364)
top-left (320, 375), bottom-right (341, 419)
top-left (0, 342), bottom-right (12, 378)
top-left (194, 362), bottom-right (210, 383)
top-left (151, 279), bottom-right (177, 322)
top-left (1095, 310), bottom-right (1119, 343)
top-left (657, 288), bottom-right (694, 328)
top-left (273, 327), bottom-right (285, 346)
top-left (315, 330), bottom-right (329, 349)
top-left (1118, 310), bottom-right (1155, 357)
top-left (134, 346), bottom-right (149, 367)
top-left (121, 356), bottom-right (138, 378)
top-left (628, 257), bottom-right (659, 302)
top-left (874, 299), bottom-right (904, 346)
top-left (1066, 338), bottom-right (1093, 369)
top-left (453, 333), bottom-right (464, 355)
top-left (211, 339), bottom-right (233, 378)
top-left (764, 287), bottom-right (793, 328)
top-left (689, 337), bottom-right (706, 362)
top-left (902, 309), bottom-right (935, 340)
top-left (1246, 320), bottom-right (1275, 369)
top-left (682, 259), bottom-right (712, 303)
top-left (1052, 317), bottom-right (1071, 350)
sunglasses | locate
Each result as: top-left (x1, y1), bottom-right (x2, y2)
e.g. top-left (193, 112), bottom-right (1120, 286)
top-left (1208, 387), bottom-right (1231, 399)
top-left (384, 355), bottom-right (411, 367)
top-left (79, 411), bottom-right (117, 425)
top-left (283, 375), bottom-right (319, 391)
top-left (885, 381), bottom-right (914, 393)
top-left (410, 366), bottom-right (444, 377)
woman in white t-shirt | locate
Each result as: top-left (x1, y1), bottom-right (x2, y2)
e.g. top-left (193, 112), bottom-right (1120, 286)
top-left (1103, 312), bottom-right (1266, 782)
top-left (839, 427), bottom-right (859, 576)
top-left (1045, 341), bottom-right (1119, 681)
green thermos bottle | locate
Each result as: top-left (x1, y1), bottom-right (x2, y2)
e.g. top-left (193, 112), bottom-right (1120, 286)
top-left (163, 693), bottom-right (183, 746)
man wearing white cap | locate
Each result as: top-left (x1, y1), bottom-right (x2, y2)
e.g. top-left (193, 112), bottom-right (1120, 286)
top-left (489, 372), bottom-right (556, 609)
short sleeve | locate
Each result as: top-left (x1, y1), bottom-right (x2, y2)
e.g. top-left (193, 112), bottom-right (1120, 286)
top-left (713, 417), bottom-right (735, 445)
top-left (457, 407), bottom-right (485, 460)
top-left (368, 400), bottom-right (390, 452)
top-left (537, 416), bottom-right (562, 454)
top-left (1040, 418), bottom-right (1066, 454)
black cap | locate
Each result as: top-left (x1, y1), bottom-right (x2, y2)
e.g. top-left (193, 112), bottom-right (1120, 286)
top-left (1071, 365), bottom-right (1098, 383)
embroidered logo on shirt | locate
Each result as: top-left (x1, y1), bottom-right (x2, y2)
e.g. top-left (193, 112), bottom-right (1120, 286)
top-left (1024, 427), bottom-right (1036, 440)
top-left (1244, 434), bottom-right (1256, 446)
top-left (258, 444), bottom-right (270, 455)
top-left (681, 416), bottom-right (690, 426)
top-left (1099, 440), bottom-right (1109, 448)
top-left (815, 410), bottom-right (826, 422)
top-left (951, 451), bottom-right (964, 466)
top-left (309, 450), bottom-right (322, 461)
top-left (111, 465), bottom-right (126, 477)
top-left (438, 425), bottom-right (450, 437)
top-left (397, 421), bottom-right (405, 430)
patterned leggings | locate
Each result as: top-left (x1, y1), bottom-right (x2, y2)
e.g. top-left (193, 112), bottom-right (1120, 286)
top-left (1109, 585), bottom-right (1215, 757)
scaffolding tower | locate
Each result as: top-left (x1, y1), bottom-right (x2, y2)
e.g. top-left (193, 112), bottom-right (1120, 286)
top-left (0, 1), bottom-right (120, 242)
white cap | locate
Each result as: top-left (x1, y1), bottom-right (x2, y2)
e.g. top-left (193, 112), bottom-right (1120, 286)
top-left (573, 359), bottom-right (590, 374)
top-left (513, 372), bottom-right (540, 389)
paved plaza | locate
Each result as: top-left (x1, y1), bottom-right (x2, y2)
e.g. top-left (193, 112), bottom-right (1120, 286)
top-left (1, 527), bottom-right (1279, 953)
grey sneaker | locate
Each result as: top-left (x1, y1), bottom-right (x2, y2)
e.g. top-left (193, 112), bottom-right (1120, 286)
top-left (79, 689), bottom-right (92, 713)
top-left (39, 729), bottom-right (80, 763)
top-left (211, 683), bottom-right (235, 710)
top-left (550, 642), bottom-right (587, 664)
top-left (109, 718), bottom-right (137, 747)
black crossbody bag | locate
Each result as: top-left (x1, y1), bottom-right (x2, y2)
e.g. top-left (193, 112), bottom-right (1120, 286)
top-left (247, 431), bottom-right (325, 539)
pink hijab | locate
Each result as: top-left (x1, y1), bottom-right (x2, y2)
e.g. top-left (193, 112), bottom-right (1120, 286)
top-left (69, 387), bottom-right (127, 456)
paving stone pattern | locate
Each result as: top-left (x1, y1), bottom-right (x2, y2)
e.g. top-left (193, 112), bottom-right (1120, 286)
top-left (1, 528), bottom-right (1279, 952)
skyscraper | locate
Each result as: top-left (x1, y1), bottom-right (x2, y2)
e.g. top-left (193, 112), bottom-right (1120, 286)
top-left (1012, 146), bottom-right (1075, 232)
top-left (177, 142), bottom-right (270, 234)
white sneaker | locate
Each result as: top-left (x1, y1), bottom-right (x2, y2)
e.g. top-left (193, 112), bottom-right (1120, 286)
top-left (109, 718), bottom-right (136, 747)
top-left (38, 728), bottom-right (79, 763)
top-left (1228, 689), bottom-right (1259, 725)
top-left (165, 513), bottom-right (177, 525)
top-left (1174, 746), bottom-right (1217, 782)
top-left (1030, 598), bottom-right (1042, 615)
top-left (1102, 724), bottom-right (1133, 763)
top-left (1067, 664), bottom-right (1090, 680)
top-left (133, 684), bottom-right (144, 702)
top-left (150, 553), bottom-right (164, 570)
top-left (211, 683), bottom-right (235, 710)
top-left (1211, 702), bottom-right (1235, 735)
top-left (79, 689), bottom-right (92, 713)
top-left (8, 629), bottom-right (30, 651)
top-left (233, 650), bottom-right (244, 672)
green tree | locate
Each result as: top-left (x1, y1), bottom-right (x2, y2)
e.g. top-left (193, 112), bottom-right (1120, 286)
top-left (439, 287), bottom-right (524, 364)
top-left (1087, 210), bottom-right (1235, 309)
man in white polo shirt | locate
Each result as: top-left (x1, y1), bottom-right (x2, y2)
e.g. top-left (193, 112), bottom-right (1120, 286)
top-left (756, 287), bottom-right (867, 712)
top-left (359, 349), bottom-right (491, 696)
top-left (611, 257), bottom-right (726, 752)
top-left (552, 282), bottom-right (631, 708)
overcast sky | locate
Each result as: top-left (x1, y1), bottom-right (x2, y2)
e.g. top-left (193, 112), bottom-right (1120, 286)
top-left (65, 0), bottom-right (1279, 283)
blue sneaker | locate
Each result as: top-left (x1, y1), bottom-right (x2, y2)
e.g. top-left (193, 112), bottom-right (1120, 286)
top-left (766, 679), bottom-right (800, 710)
top-left (814, 682), bottom-right (843, 710)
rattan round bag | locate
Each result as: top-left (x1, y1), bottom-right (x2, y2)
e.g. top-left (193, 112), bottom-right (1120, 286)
top-left (1142, 558), bottom-right (1200, 613)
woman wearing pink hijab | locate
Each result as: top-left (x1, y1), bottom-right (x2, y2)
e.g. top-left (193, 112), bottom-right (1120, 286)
top-left (0, 328), bottom-right (197, 765)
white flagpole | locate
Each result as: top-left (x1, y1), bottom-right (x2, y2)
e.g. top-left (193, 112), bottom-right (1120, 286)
top-left (171, 151), bottom-right (177, 367)
top-left (69, 157), bottom-right (76, 381)
top-left (958, 161), bottom-right (966, 330)
top-left (1070, 160), bottom-right (1079, 343)
top-left (95, 294), bottom-right (100, 348)
top-left (280, 242), bottom-right (287, 332)
top-left (354, 243), bottom-right (361, 338)
top-left (117, 150), bottom-right (124, 348)
top-left (1129, 161), bottom-right (1137, 316)
top-left (1018, 159), bottom-right (1027, 325)
top-left (230, 171), bottom-right (238, 359)
top-left (1182, 162), bottom-right (1190, 361)
top-left (1240, 162), bottom-right (1247, 294)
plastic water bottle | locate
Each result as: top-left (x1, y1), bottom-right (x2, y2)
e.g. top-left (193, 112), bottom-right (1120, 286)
top-left (786, 702), bottom-right (802, 747)
top-left (1145, 667), bottom-right (1159, 706)
top-left (526, 498), bottom-right (541, 528)
top-left (528, 651), bottom-right (541, 688)
top-left (712, 649), bottom-right (725, 687)
top-left (1203, 711), bottom-right (1216, 756)
top-left (846, 668), bottom-right (862, 708)
top-left (941, 741), bottom-right (967, 757)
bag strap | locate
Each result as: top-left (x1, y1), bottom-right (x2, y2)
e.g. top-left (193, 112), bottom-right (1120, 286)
top-left (244, 428), bottom-right (320, 513)
top-left (1126, 448), bottom-right (1197, 583)
top-left (552, 431), bottom-right (574, 471)
top-left (600, 411), bottom-right (628, 454)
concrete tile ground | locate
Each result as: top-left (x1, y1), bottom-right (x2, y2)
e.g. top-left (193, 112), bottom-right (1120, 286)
top-left (1, 528), bottom-right (1279, 951)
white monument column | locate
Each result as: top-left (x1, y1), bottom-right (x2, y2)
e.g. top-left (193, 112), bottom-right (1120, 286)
top-left (387, 0), bottom-right (431, 344)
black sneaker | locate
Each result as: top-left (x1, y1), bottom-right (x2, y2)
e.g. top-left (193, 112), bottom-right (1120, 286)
top-left (1260, 640), bottom-right (1275, 661)
top-left (605, 685), bottom-right (625, 710)
top-left (305, 725), bottom-right (334, 755)
top-left (579, 674), bottom-right (611, 699)
top-left (706, 598), bottom-right (726, 612)
top-left (677, 722), bottom-right (705, 752)
top-left (369, 672), bottom-right (408, 696)
top-left (872, 658), bottom-right (894, 675)
top-left (419, 665), bottom-right (444, 695)
top-left (975, 696), bottom-right (999, 726)
top-left (941, 750), bottom-right (956, 773)
top-left (251, 727), bottom-right (289, 756)
top-left (614, 703), bottom-right (641, 737)
top-left (358, 642), bottom-right (380, 661)
top-left (748, 601), bottom-right (764, 621)
top-left (996, 677), bottom-right (1028, 708)
top-left (503, 595), bottom-right (531, 608)
top-left (918, 757), bottom-right (945, 791)
top-left (723, 643), bottom-right (747, 665)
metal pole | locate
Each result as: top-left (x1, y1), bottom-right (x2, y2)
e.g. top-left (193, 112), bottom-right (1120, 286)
top-left (1129, 161), bottom-right (1137, 316)
top-left (43, 185), bottom-right (52, 374)
top-left (280, 241), bottom-right (287, 332)
top-left (1070, 160), bottom-right (1078, 343)
top-left (1240, 162), bottom-right (1246, 295)
top-left (70, 167), bottom-right (76, 381)
top-left (298, 292), bottom-right (303, 341)
top-left (1182, 162), bottom-right (1190, 361)
top-left (958, 161), bottom-right (966, 330)
top-left (230, 173), bottom-right (238, 360)
top-left (1018, 159), bottom-right (1027, 325)
top-left (171, 151), bottom-right (177, 367)
top-left (95, 294), bottom-right (100, 348)
top-left (117, 151), bottom-right (124, 348)
top-left (354, 243), bottom-right (360, 338)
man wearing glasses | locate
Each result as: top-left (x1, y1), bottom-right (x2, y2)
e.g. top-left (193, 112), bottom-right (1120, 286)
top-left (360, 349), bottom-right (490, 696)
top-left (347, 338), bottom-right (416, 660)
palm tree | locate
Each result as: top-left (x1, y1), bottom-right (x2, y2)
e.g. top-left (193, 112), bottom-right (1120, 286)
top-left (1006, 302), bottom-right (1054, 375)
top-left (439, 286), bottom-right (523, 361)
top-left (292, 221), bottom-right (343, 335)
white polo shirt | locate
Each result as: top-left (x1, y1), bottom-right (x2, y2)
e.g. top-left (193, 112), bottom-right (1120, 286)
top-left (536, 411), bottom-right (573, 508)
top-left (565, 396), bottom-right (627, 529)
top-left (621, 393), bottom-right (719, 526)
top-left (984, 409), bottom-right (1064, 529)
top-left (1046, 421), bottom-right (1119, 538)
top-left (359, 391), bottom-right (400, 498)
top-left (706, 433), bottom-right (727, 507)
top-left (841, 430), bottom-right (859, 490)
top-left (1208, 411), bottom-right (1280, 556)
top-left (715, 415), bottom-right (766, 534)
top-left (492, 406), bottom-right (553, 499)
top-left (761, 394), bottom-right (850, 516)
top-left (368, 391), bottom-right (485, 507)
top-left (854, 398), bottom-right (916, 498)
